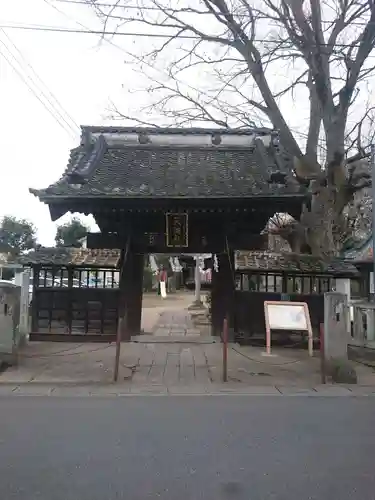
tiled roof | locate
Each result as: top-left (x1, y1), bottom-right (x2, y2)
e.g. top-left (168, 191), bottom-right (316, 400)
top-left (30, 126), bottom-right (305, 201)
top-left (235, 251), bottom-right (359, 277)
top-left (20, 247), bottom-right (121, 268)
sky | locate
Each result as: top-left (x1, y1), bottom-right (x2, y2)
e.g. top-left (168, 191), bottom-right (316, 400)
top-left (0, 0), bottom-right (305, 248)
top-left (1, 0), bottom-right (133, 245)
top-left (1, 0), bottom-right (374, 247)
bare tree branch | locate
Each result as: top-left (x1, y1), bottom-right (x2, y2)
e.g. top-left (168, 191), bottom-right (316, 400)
top-left (81, 0), bottom-right (375, 256)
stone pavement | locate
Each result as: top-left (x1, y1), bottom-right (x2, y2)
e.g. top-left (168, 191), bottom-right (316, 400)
top-left (154, 310), bottom-right (200, 336)
top-left (2, 382), bottom-right (375, 397)
top-left (141, 292), bottom-right (197, 334)
top-left (137, 292), bottom-right (212, 342)
top-left (1, 340), bottom-right (375, 396)
top-left (136, 310), bottom-right (213, 343)
top-left (2, 291), bottom-right (375, 396)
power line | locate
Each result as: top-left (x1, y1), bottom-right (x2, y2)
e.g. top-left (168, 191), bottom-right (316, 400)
top-left (0, 23), bottom-right (374, 48)
top-left (0, 29), bottom-right (80, 135)
top-left (56, 0), bottom-right (171, 9)
top-left (0, 39), bottom-right (77, 139)
top-left (41, 0), bottom-right (375, 146)
top-left (53, 0), bottom-right (375, 28)
top-left (42, 0), bottom-right (375, 141)
top-left (45, 0), bottom-right (258, 126)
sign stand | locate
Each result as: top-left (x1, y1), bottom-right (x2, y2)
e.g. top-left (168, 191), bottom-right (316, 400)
top-left (222, 317), bottom-right (228, 382)
top-left (264, 301), bottom-right (313, 357)
top-left (113, 315), bottom-right (123, 382)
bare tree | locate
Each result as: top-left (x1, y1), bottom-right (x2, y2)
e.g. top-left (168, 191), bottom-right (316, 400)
top-left (82, 0), bottom-right (375, 257)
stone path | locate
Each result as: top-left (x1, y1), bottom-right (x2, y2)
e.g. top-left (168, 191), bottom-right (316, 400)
top-left (154, 311), bottom-right (199, 336)
top-left (136, 309), bottom-right (214, 343)
top-left (5, 339), bottom-right (375, 388)
top-left (141, 292), bottom-right (196, 334)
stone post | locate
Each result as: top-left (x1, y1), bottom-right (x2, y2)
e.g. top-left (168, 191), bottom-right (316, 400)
top-left (367, 273), bottom-right (375, 341)
top-left (194, 256), bottom-right (202, 304)
top-left (335, 278), bottom-right (351, 335)
top-left (189, 255), bottom-right (204, 310)
top-left (324, 292), bottom-right (349, 361)
top-left (18, 271), bottom-right (31, 342)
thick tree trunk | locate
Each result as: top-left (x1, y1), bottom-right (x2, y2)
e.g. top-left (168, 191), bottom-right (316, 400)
top-left (300, 118), bottom-right (349, 257)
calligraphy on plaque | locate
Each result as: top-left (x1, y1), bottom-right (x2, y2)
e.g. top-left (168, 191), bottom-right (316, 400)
top-left (166, 213), bottom-right (188, 248)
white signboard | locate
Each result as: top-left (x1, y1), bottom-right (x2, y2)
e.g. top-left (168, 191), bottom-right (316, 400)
top-left (264, 301), bottom-right (313, 356)
top-left (266, 303), bottom-right (308, 330)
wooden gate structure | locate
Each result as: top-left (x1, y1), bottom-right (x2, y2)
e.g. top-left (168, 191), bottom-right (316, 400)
top-left (342, 235), bottom-right (373, 298)
top-left (29, 126), bottom-right (308, 342)
top-left (232, 250), bottom-right (359, 343)
top-left (21, 247), bottom-right (121, 341)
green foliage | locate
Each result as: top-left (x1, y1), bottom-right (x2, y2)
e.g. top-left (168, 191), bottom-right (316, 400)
top-left (0, 215), bottom-right (37, 256)
top-left (55, 217), bottom-right (89, 247)
top-left (326, 358), bottom-right (358, 384)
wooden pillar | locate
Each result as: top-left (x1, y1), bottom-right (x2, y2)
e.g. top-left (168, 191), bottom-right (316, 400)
top-left (211, 266), bottom-right (220, 337)
top-left (211, 251), bottom-right (235, 339)
top-left (126, 253), bottom-right (144, 337)
top-left (118, 251), bottom-right (144, 341)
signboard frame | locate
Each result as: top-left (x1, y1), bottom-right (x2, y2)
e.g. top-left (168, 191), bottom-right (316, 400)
top-left (165, 212), bottom-right (189, 248)
top-left (264, 301), bottom-right (313, 357)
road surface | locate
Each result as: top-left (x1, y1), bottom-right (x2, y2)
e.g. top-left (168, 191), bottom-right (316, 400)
top-left (1, 395), bottom-right (375, 499)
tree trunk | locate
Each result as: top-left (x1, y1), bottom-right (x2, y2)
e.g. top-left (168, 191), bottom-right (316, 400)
top-left (302, 118), bottom-right (349, 257)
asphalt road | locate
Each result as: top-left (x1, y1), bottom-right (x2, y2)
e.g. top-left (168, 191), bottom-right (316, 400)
top-left (1, 396), bottom-right (375, 500)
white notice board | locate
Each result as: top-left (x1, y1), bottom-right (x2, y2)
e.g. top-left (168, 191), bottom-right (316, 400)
top-left (265, 302), bottom-right (308, 330)
top-left (264, 301), bottom-right (313, 356)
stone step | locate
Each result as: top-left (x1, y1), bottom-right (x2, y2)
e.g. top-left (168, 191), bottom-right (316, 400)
top-left (131, 335), bottom-right (217, 344)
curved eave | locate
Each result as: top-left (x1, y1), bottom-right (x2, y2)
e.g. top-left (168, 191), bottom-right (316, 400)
top-left (29, 187), bottom-right (45, 198)
top-left (29, 191), bottom-right (308, 202)
top-left (29, 190), bottom-right (308, 222)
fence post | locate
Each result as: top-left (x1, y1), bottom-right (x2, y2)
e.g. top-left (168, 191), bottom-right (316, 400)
top-left (320, 323), bottom-right (326, 384)
top-left (114, 314), bottom-right (125, 383)
top-left (222, 317), bottom-right (228, 382)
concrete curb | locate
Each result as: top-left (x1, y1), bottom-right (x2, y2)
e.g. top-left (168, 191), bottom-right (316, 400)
top-left (1, 383), bottom-right (375, 397)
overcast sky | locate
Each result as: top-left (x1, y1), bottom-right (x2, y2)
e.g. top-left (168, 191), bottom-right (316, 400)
top-left (1, 0), bottom-right (133, 245)
top-left (2, 0), bottom-right (374, 247)
top-left (0, 0), bottom-right (306, 248)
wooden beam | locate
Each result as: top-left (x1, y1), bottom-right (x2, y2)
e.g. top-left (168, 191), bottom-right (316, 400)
top-left (86, 232), bottom-right (122, 249)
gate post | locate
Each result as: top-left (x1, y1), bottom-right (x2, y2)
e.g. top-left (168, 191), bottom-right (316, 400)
top-left (211, 251), bottom-right (235, 340)
top-left (119, 251), bottom-right (144, 340)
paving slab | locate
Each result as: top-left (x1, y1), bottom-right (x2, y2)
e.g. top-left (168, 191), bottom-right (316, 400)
top-left (163, 355), bottom-right (180, 385)
top-left (167, 385), bottom-right (208, 394)
top-left (313, 385), bottom-right (353, 396)
top-left (132, 335), bottom-right (215, 343)
top-left (207, 384), bottom-right (281, 395)
top-left (51, 386), bottom-right (100, 396)
top-left (12, 385), bottom-right (55, 396)
top-left (0, 385), bottom-right (18, 395)
top-left (130, 384), bottom-right (168, 395)
top-left (148, 364), bottom-right (166, 384)
top-left (88, 385), bottom-right (125, 396)
top-left (345, 386), bottom-right (375, 396)
top-left (276, 386), bottom-right (317, 395)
